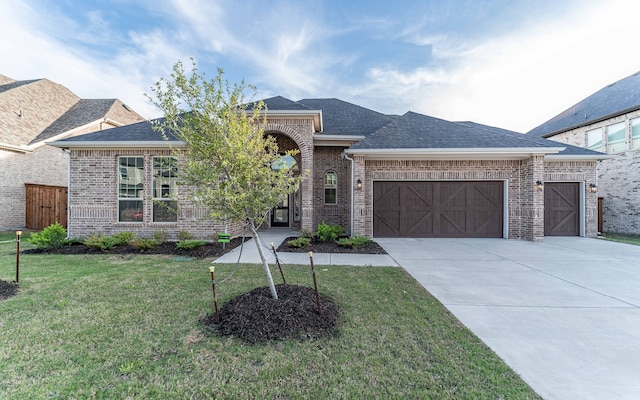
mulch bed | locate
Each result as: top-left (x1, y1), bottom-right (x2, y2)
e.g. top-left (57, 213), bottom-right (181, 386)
top-left (21, 238), bottom-right (245, 259)
top-left (276, 237), bottom-right (387, 254)
top-left (201, 284), bottom-right (339, 344)
top-left (0, 280), bottom-right (19, 301)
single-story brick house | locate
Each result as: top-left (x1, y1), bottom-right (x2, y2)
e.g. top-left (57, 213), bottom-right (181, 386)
top-left (49, 96), bottom-right (606, 242)
top-left (527, 71), bottom-right (640, 234)
top-left (0, 74), bottom-right (144, 230)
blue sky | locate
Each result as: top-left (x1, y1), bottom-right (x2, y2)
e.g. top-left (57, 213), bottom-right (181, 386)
top-left (2, 0), bottom-right (639, 132)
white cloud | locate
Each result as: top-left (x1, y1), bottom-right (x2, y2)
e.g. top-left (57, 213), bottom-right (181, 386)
top-left (352, 0), bottom-right (640, 132)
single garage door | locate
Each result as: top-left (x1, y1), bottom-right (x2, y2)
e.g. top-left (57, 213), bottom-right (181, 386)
top-left (373, 181), bottom-right (503, 238)
top-left (544, 182), bottom-right (580, 236)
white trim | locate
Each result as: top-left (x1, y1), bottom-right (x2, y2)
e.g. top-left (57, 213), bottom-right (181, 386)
top-left (346, 147), bottom-right (565, 160)
top-left (503, 180), bottom-right (509, 239)
top-left (580, 181), bottom-right (586, 237)
top-left (47, 140), bottom-right (183, 149)
top-left (314, 134), bottom-right (364, 146)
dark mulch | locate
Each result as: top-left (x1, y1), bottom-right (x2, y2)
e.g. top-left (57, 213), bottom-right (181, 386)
top-left (276, 236), bottom-right (387, 254)
top-left (0, 280), bottom-right (19, 301)
top-left (21, 238), bottom-right (245, 259)
top-left (201, 284), bottom-right (339, 344)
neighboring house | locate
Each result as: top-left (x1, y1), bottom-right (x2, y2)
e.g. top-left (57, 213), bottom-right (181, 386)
top-left (0, 74), bottom-right (144, 230)
top-left (49, 97), bottom-right (605, 242)
top-left (527, 71), bottom-right (639, 234)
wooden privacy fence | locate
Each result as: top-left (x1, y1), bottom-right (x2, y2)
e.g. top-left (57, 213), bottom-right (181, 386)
top-left (25, 184), bottom-right (68, 230)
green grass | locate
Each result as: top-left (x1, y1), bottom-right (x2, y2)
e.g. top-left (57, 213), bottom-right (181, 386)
top-left (0, 238), bottom-right (540, 399)
top-left (602, 232), bottom-right (640, 246)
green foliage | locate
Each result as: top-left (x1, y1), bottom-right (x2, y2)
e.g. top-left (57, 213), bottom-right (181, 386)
top-left (27, 222), bottom-right (67, 250)
top-left (176, 240), bottom-right (207, 250)
top-left (131, 238), bottom-right (160, 251)
top-left (287, 237), bottom-right (311, 248)
top-left (317, 222), bottom-right (345, 242)
top-left (177, 230), bottom-right (194, 241)
top-left (84, 234), bottom-right (119, 251)
top-left (336, 236), bottom-right (373, 249)
top-left (113, 231), bottom-right (135, 246)
top-left (148, 59), bottom-right (305, 228)
top-left (152, 230), bottom-right (168, 243)
top-left (300, 229), bottom-right (316, 239)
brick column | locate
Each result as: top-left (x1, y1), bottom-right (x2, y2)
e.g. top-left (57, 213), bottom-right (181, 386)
top-left (352, 155), bottom-right (367, 236)
top-left (522, 155), bottom-right (545, 242)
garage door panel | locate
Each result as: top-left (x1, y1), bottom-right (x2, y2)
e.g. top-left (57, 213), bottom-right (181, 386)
top-left (544, 183), bottom-right (579, 236)
top-left (374, 181), bottom-right (503, 238)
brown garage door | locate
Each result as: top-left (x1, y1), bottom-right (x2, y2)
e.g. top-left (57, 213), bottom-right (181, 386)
top-left (544, 182), bottom-right (580, 236)
top-left (373, 181), bottom-right (503, 238)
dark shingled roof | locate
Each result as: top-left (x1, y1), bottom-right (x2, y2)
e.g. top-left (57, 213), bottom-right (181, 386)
top-left (260, 96), bottom-right (312, 111)
top-left (528, 71), bottom-right (640, 137)
top-left (57, 118), bottom-right (177, 142)
top-left (0, 79), bottom-right (41, 94)
top-left (458, 121), bottom-right (604, 156)
top-left (298, 98), bottom-right (395, 136)
top-left (350, 112), bottom-right (560, 150)
top-left (30, 99), bottom-right (119, 144)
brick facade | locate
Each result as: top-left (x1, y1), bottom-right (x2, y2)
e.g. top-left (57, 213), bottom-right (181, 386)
top-left (67, 149), bottom-right (237, 239)
top-left (548, 109), bottom-right (640, 234)
top-left (350, 157), bottom-right (597, 241)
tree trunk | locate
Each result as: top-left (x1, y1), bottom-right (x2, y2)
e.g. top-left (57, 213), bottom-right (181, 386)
top-left (248, 223), bottom-right (279, 300)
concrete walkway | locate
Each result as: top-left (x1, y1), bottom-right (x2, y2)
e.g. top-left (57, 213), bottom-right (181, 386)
top-left (212, 229), bottom-right (398, 267)
top-left (377, 236), bottom-right (640, 400)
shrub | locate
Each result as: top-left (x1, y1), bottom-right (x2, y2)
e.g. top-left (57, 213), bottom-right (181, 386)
top-left (131, 238), bottom-right (160, 251)
top-left (176, 240), bottom-right (207, 250)
top-left (27, 222), bottom-right (67, 250)
top-left (177, 230), bottom-right (194, 241)
top-left (301, 229), bottom-right (316, 239)
top-left (113, 231), bottom-right (135, 246)
top-left (287, 237), bottom-right (311, 248)
top-left (317, 222), bottom-right (345, 242)
top-left (84, 234), bottom-right (119, 251)
top-left (153, 230), bottom-right (168, 243)
top-left (336, 236), bottom-right (373, 249)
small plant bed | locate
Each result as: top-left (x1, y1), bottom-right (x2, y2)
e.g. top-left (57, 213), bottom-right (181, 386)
top-left (202, 284), bottom-right (339, 344)
top-left (22, 238), bottom-right (245, 259)
top-left (277, 236), bottom-right (387, 254)
top-left (0, 280), bottom-right (19, 301)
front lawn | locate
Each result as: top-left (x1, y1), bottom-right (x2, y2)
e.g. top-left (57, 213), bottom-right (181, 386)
top-left (0, 238), bottom-right (540, 399)
top-left (601, 232), bottom-right (640, 246)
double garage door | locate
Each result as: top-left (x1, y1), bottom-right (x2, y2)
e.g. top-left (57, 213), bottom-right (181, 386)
top-left (373, 181), bottom-right (504, 238)
top-left (373, 181), bottom-right (581, 238)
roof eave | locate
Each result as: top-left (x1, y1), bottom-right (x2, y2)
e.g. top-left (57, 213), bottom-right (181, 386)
top-left (344, 147), bottom-right (565, 160)
top-left (46, 140), bottom-right (183, 149)
top-left (314, 134), bottom-right (364, 146)
top-left (545, 153), bottom-right (615, 161)
top-left (540, 105), bottom-right (640, 138)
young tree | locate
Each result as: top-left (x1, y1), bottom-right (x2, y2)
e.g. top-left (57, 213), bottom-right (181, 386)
top-left (149, 60), bottom-right (304, 300)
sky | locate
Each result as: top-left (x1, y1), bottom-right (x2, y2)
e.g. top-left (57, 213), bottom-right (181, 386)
top-left (2, 0), bottom-right (640, 133)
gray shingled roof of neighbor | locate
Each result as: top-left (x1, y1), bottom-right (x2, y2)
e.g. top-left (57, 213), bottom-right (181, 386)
top-left (30, 99), bottom-right (120, 144)
top-left (527, 71), bottom-right (640, 137)
top-left (348, 112), bottom-right (563, 151)
top-left (0, 79), bottom-right (41, 94)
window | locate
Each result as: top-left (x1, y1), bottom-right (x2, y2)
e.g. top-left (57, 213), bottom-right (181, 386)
top-left (152, 157), bottom-right (178, 222)
top-left (118, 157), bottom-right (144, 222)
top-left (632, 118), bottom-right (640, 150)
top-left (324, 171), bottom-right (337, 205)
top-left (606, 122), bottom-right (626, 153)
top-left (586, 128), bottom-right (603, 151)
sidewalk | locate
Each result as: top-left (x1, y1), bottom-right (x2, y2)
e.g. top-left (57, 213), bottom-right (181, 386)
top-left (212, 229), bottom-right (398, 267)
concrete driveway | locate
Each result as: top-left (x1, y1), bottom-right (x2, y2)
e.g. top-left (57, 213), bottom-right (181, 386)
top-left (376, 237), bottom-right (640, 400)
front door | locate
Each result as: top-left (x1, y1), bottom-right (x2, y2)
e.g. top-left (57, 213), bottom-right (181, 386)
top-left (271, 195), bottom-right (289, 227)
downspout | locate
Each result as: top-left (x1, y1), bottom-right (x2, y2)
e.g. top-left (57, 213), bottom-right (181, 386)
top-left (342, 151), bottom-right (355, 237)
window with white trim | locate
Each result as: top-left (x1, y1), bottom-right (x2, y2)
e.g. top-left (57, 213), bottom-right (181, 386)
top-left (586, 128), bottom-right (603, 151)
top-left (632, 118), bottom-right (640, 150)
top-left (324, 171), bottom-right (337, 205)
top-left (606, 122), bottom-right (626, 153)
top-left (152, 156), bottom-right (178, 222)
top-left (118, 157), bottom-right (144, 222)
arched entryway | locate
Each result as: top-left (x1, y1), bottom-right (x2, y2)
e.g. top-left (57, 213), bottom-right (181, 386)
top-left (266, 130), bottom-right (312, 230)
